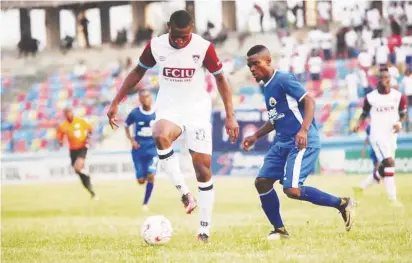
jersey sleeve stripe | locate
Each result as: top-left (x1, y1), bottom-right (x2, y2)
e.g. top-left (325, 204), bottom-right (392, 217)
top-left (298, 92), bottom-right (308, 102)
top-left (211, 68), bottom-right (223, 76)
top-left (138, 60), bottom-right (152, 70)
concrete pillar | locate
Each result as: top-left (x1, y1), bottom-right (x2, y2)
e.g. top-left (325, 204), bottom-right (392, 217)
top-left (222, 1), bottom-right (237, 31)
top-left (45, 7), bottom-right (61, 48)
top-left (185, 1), bottom-right (196, 31)
top-left (100, 4), bottom-right (111, 43)
top-left (131, 1), bottom-right (148, 35)
top-left (19, 8), bottom-right (31, 39)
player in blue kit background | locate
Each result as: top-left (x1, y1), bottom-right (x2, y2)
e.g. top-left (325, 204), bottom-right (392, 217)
top-left (241, 45), bottom-right (356, 240)
top-left (125, 90), bottom-right (157, 211)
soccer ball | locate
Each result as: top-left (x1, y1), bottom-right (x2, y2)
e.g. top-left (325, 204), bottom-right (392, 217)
top-left (141, 215), bottom-right (173, 245)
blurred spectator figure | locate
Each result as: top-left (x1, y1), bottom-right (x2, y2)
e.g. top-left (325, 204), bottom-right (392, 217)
top-left (358, 51), bottom-right (373, 68)
top-left (134, 26), bottom-right (153, 46)
top-left (403, 68), bottom-right (412, 131)
top-left (213, 26), bottom-right (228, 46)
top-left (17, 35), bottom-right (39, 58)
top-left (406, 1), bottom-right (412, 35)
top-left (352, 5), bottom-right (364, 33)
top-left (281, 32), bottom-right (296, 58)
top-left (362, 26), bottom-right (373, 52)
top-left (308, 50), bottom-right (322, 81)
top-left (79, 11), bottom-right (90, 48)
top-left (345, 69), bottom-right (360, 100)
top-left (345, 28), bottom-right (358, 58)
top-left (340, 7), bottom-right (351, 28)
top-left (388, 62), bottom-right (400, 88)
top-left (403, 68), bottom-right (412, 105)
top-left (317, 0), bottom-right (331, 30)
top-left (336, 27), bottom-right (347, 59)
top-left (321, 31), bottom-right (332, 61)
top-left (253, 3), bottom-right (264, 33)
top-left (308, 28), bottom-right (323, 53)
top-left (278, 54), bottom-right (290, 72)
top-left (114, 28), bottom-right (128, 48)
top-left (366, 6), bottom-right (382, 38)
top-left (376, 39), bottom-right (389, 66)
top-left (73, 60), bottom-right (88, 79)
top-left (270, 1), bottom-right (287, 31)
top-left (60, 35), bottom-right (74, 53)
top-left (202, 21), bottom-right (215, 42)
top-left (388, 19), bottom-right (402, 64)
top-left (291, 52), bottom-right (306, 83)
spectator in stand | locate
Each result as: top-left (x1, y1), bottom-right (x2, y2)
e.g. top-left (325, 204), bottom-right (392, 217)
top-left (352, 5), bottom-right (364, 33)
top-left (388, 21), bottom-right (402, 65)
top-left (366, 6), bottom-right (382, 38)
top-left (308, 28), bottom-right (323, 53)
top-left (308, 50), bottom-right (322, 81)
top-left (403, 68), bottom-right (412, 131)
top-left (406, 1), bottom-right (412, 35)
top-left (388, 61), bottom-right (400, 89)
top-left (321, 31), bottom-right (333, 61)
top-left (292, 52), bottom-right (306, 83)
top-left (281, 32), bottom-right (297, 58)
top-left (340, 7), bottom-right (351, 28)
top-left (345, 27), bottom-right (358, 59)
top-left (375, 39), bottom-right (389, 66)
top-left (254, 3), bottom-right (265, 33)
top-left (317, 1), bottom-right (331, 30)
top-left (345, 69), bottom-right (359, 100)
top-left (278, 54), bottom-right (291, 72)
top-left (336, 27), bottom-right (347, 59)
top-left (403, 35), bottom-right (412, 67)
top-left (362, 26), bottom-right (373, 52)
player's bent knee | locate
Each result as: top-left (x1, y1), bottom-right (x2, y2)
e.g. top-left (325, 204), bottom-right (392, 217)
top-left (147, 174), bottom-right (155, 183)
top-left (382, 158), bottom-right (395, 167)
top-left (137, 178), bottom-right (146, 185)
top-left (255, 178), bottom-right (273, 193)
top-left (283, 188), bottom-right (301, 199)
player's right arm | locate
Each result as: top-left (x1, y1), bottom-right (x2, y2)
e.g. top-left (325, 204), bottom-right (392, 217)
top-left (354, 96), bottom-right (371, 132)
top-left (124, 112), bottom-right (140, 149)
top-left (107, 41), bottom-right (156, 128)
top-left (56, 124), bottom-right (65, 147)
top-left (242, 121), bottom-right (275, 152)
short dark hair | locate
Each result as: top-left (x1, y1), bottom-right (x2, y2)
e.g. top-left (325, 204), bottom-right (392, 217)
top-left (246, 45), bottom-right (269, 56)
top-left (169, 10), bottom-right (193, 28)
top-left (138, 89), bottom-right (149, 95)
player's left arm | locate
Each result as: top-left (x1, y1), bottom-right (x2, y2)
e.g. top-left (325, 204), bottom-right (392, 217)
top-left (395, 95), bottom-right (408, 133)
top-left (203, 44), bottom-right (239, 143)
top-left (282, 74), bottom-right (313, 149)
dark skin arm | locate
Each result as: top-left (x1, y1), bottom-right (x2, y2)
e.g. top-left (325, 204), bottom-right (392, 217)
top-left (295, 95), bottom-right (315, 149)
top-left (107, 66), bottom-right (147, 128)
top-left (242, 121), bottom-right (275, 152)
top-left (215, 73), bottom-right (239, 143)
top-left (125, 126), bottom-right (140, 149)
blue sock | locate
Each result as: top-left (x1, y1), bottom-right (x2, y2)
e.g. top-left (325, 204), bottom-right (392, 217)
top-left (143, 182), bottom-right (154, 205)
top-left (299, 186), bottom-right (341, 209)
top-left (260, 189), bottom-right (284, 228)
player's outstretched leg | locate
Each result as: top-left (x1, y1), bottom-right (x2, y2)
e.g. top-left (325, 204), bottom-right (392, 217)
top-left (142, 174), bottom-right (155, 210)
top-left (381, 158), bottom-right (402, 206)
top-left (153, 120), bottom-right (196, 214)
top-left (191, 151), bottom-right (214, 242)
top-left (255, 178), bottom-right (289, 240)
top-left (74, 158), bottom-right (97, 200)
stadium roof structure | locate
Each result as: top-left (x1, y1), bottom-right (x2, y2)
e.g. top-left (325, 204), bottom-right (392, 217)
top-left (0, 0), bottom-right (129, 10)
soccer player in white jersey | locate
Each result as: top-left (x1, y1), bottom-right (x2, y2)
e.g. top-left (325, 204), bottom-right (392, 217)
top-left (354, 68), bottom-right (407, 206)
top-left (107, 10), bottom-right (239, 242)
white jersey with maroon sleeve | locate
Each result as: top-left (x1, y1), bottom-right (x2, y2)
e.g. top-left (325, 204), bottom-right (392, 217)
top-left (138, 33), bottom-right (223, 127)
top-left (363, 89), bottom-right (407, 161)
top-left (137, 33), bottom-right (223, 155)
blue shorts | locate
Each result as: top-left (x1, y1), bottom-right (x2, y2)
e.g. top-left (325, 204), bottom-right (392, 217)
top-left (132, 151), bottom-right (158, 179)
top-left (258, 145), bottom-right (320, 189)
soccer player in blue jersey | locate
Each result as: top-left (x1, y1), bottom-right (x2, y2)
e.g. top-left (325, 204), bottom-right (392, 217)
top-left (125, 90), bottom-right (157, 211)
top-left (242, 45), bottom-right (356, 240)
top-left (353, 125), bottom-right (380, 197)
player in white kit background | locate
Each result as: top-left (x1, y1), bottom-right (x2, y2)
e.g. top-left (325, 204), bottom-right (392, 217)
top-left (354, 68), bottom-right (407, 206)
top-left (107, 10), bottom-right (239, 242)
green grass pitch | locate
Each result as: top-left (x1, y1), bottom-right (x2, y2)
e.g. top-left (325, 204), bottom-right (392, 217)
top-left (2, 175), bottom-right (412, 263)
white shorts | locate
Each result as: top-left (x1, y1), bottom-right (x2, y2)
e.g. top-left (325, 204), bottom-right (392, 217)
top-left (370, 137), bottom-right (397, 162)
top-left (155, 114), bottom-right (212, 155)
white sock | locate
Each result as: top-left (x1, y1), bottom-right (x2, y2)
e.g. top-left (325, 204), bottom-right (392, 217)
top-left (157, 147), bottom-right (189, 196)
top-left (198, 180), bottom-right (214, 236)
top-left (383, 167), bottom-right (396, 201)
top-left (360, 170), bottom-right (380, 189)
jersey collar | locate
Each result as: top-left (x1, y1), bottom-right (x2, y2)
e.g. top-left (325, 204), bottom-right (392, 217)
top-left (139, 106), bottom-right (155, 115)
top-left (264, 70), bottom-right (277, 88)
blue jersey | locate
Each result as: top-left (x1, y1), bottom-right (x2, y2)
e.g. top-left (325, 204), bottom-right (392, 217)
top-left (263, 71), bottom-right (320, 148)
top-left (125, 107), bottom-right (157, 156)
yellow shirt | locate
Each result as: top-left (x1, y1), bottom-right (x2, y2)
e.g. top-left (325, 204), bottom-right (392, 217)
top-left (57, 117), bottom-right (92, 150)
